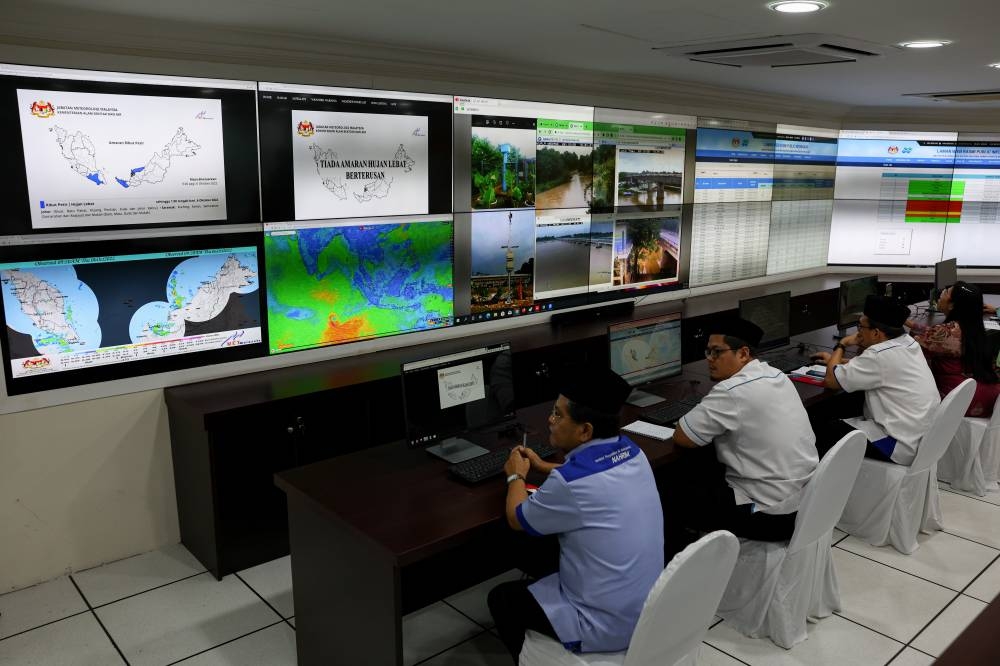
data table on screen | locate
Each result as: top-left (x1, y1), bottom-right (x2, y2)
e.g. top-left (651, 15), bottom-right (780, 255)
top-left (689, 202), bottom-right (770, 285)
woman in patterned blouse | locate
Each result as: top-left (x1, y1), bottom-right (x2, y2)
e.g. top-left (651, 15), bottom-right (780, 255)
top-left (909, 281), bottom-right (1000, 417)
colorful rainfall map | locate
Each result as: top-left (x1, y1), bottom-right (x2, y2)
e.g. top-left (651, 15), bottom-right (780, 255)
top-left (265, 221), bottom-right (454, 352)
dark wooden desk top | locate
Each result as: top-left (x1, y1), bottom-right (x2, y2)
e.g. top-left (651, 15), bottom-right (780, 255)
top-left (934, 592), bottom-right (1000, 665)
top-left (275, 360), bottom-right (834, 566)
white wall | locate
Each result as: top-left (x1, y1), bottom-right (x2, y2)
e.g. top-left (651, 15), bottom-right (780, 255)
top-left (0, 11), bottom-right (996, 592)
top-left (0, 390), bottom-right (176, 592)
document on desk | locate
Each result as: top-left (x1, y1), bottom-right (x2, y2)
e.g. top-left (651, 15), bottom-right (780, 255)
top-left (623, 421), bottom-right (675, 441)
top-left (985, 320), bottom-right (1000, 331)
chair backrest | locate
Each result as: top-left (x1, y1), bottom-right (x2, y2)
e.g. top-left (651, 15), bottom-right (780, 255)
top-left (910, 378), bottom-right (977, 474)
top-left (986, 393), bottom-right (1000, 431)
top-left (623, 531), bottom-right (739, 666)
top-left (787, 430), bottom-right (866, 554)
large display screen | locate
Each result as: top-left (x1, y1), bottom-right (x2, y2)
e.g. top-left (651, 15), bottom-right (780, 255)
top-left (258, 83), bottom-right (453, 222)
top-left (0, 234), bottom-right (264, 394)
top-left (264, 216), bottom-right (454, 353)
top-left (828, 130), bottom-right (956, 266)
top-left (0, 64), bottom-right (260, 233)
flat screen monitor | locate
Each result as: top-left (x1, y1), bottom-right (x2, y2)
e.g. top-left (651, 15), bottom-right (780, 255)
top-left (838, 276), bottom-right (879, 330)
top-left (257, 82), bottom-right (453, 222)
top-left (0, 63), bottom-right (260, 234)
top-left (401, 342), bottom-right (515, 448)
top-left (263, 215), bottom-right (455, 354)
top-left (0, 233), bottom-right (264, 395)
top-left (608, 312), bottom-right (682, 387)
top-left (935, 258), bottom-right (958, 291)
top-left (739, 291), bottom-right (791, 351)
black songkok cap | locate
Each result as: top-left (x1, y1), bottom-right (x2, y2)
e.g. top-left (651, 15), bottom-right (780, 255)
top-left (713, 317), bottom-right (764, 348)
top-left (863, 295), bottom-right (909, 328)
top-left (558, 366), bottom-right (632, 415)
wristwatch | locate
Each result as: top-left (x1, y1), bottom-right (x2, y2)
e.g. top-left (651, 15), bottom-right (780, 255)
top-left (834, 343), bottom-right (847, 352)
top-left (506, 473), bottom-right (526, 485)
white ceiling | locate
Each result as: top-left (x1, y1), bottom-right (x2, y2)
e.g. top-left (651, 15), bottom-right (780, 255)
top-left (13, 0), bottom-right (1000, 110)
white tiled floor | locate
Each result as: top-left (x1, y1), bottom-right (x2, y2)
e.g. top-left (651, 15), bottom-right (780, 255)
top-left (1, 484), bottom-right (997, 665)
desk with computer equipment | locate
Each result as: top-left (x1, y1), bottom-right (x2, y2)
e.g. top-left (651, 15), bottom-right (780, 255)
top-left (274, 347), bottom-right (835, 666)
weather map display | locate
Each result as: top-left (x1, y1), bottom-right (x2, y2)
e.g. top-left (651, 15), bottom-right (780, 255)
top-left (257, 83), bottom-right (452, 222)
top-left (0, 63), bottom-right (261, 234)
top-left (0, 242), bottom-right (263, 394)
top-left (264, 216), bottom-right (454, 353)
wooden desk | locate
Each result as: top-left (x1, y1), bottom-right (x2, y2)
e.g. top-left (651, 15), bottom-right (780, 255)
top-left (274, 360), bottom-right (834, 665)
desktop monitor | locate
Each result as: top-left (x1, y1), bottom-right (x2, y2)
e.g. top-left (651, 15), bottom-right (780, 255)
top-left (738, 291), bottom-right (791, 351)
top-left (608, 312), bottom-right (682, 388)
top-left (935, 258), bottom-right (958, 292)
top-left (401, 342), bottom-right (515, 462)
top-left (838, 275), bottom-right (878, 331)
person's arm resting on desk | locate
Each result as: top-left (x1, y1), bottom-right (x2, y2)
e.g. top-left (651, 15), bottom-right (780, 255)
top-left (813, 334), bottom-right (856, 389)
top-left (503, 448), bottom-right (530, 531)
top-left (669, 424), bottom-right (698, 449)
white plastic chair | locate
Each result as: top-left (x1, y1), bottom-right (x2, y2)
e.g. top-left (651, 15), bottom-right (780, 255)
top-left (717, 430), bottom-right (866, 649)
top-left (938, 392), bottom-right (1000, 496)
top-left (838, 378), bottom-right (976, 554)
top-left (518, 531), bottom-right (739, 666)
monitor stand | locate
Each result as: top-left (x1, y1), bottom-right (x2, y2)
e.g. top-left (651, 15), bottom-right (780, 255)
top-left (626, 389), bottom-right (666, 408)
top-left (426, 437), bottom-right (490, 464)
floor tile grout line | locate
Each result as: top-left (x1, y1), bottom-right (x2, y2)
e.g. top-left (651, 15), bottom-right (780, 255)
top-left (0, 608), bottom-right (92, 644)
top-left (831, 611), bottom-right (910, 647)
top-left (700, 639), bottom-right (752, 665)
top-left (441, 598), bottom-right (494, 633)
top-left (883, 644), bottom-right (907, 665)
top-left (90, 570), bottom-right (209, 610)
top-left (68, 575), bottom-right (131, 666)
top-left (956, 551), bottom-right (1000, 598)
top-left (832, 544), bottom-right (976, 593)
top-left (940, 528), bottom-right (1000, 551)
top-left (899, 589), bottom-right (962, 656)
top-left (709, 616), bottom-right (724, 629)
top-left (164, 618), bottom-right (289, 666)
top-left (832, 532), bottom-right (850, 546)
top-left (940, 485), bottom-right (1000, 507)
top-left (411, 627), bottom-right (496, 666)
top-left (233, 572), bottom-right (290, 623)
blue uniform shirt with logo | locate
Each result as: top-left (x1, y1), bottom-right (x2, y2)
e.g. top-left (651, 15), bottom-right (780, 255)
top-left (515, 435), bottom-right (664, 653)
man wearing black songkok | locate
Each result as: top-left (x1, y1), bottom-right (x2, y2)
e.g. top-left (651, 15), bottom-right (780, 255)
top-left (661, 316), bottom-right (818, 559)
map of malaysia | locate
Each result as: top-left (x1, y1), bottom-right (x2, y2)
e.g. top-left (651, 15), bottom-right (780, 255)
top-left (1, 252), bottom-right (259, 364)
top-left (51, 125), bottom-right (202, 189)
top-left (131, 253), bottom-right (259, 344)
top-left (308, 143), bottom-right (415, 203)
top-left (1, 266), bottom-right (101, 354)
top-left (265, 221), bottom-right (453, 352)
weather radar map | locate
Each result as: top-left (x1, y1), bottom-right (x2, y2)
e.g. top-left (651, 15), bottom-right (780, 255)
top-left (0, 248), bottom-right (261, 379)
top-left (265, 220), bottom-right (454, 353)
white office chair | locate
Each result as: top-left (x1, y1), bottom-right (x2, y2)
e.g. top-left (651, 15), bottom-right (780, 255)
top-left (717, 430), bottom-right (866, 649)
top-left (838, 378), bottom-right (976, 554)
top-left (518, 531), bottom-right (739, 666)
top-left (938, 392), bottom-right (1000, 496)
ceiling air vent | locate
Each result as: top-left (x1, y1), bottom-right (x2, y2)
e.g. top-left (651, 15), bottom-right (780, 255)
top-left (904, 90), bottom-right (1000, 103)
top-left (655, 33), bottom-right (884, 68)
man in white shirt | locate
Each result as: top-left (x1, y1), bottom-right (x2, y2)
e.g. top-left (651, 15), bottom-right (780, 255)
top-left (662, 317), bottom-right (819, 559)
top-left (812, 295), bottom-right (940, 465)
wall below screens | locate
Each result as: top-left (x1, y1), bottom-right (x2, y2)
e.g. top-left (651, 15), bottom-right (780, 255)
top-left (2, 30), bottom-right (1000, 596)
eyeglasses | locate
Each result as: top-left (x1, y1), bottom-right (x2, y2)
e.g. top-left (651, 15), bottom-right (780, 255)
top-left (856, 322), bottom-right (875, 331)
top-left (549, 408), bottom-right (564, 421)
top-left (704, 347), bottom-right (736, 359)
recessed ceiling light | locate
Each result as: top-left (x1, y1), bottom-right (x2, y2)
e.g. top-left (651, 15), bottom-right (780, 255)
top-left (767, 1), bottom-right (828, 13)
top-left (988, 62), bottom-right (1000, 69)
top-left (900, 40), bottom-right (951, 49)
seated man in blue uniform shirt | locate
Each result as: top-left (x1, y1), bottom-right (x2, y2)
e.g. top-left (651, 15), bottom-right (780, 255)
top-left (487, 367), bottom-right (664, 663)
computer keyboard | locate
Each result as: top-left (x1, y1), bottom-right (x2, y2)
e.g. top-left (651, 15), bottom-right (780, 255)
top-left (760, 350), bottom-right (812, 373)
top-left (643, 398), bottom-right (700, 426)
top-left (448, 442), bottom-right (558, 484)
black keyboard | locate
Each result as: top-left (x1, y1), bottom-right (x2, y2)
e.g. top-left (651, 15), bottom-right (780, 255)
top-left (448, 442), bottom-right (558, 484)
top-left (759, 350), bottom-right (811, 373)
top-left (643, 398), bottom-right (700, 426)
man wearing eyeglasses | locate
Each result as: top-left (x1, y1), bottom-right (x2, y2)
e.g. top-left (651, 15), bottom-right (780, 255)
top-left (811, 295), bottom-right (939, 464)
top-left (487, 367), bottom-right (663, 663)
top-left (661, 317), bottom-right (818, 559)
